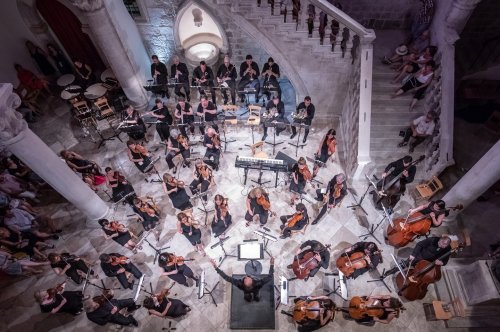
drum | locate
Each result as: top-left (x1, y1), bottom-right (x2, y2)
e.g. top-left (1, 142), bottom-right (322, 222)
top-left (60, 85), bottom-right (82, 100)
top-left (57, 74), bottom-right (75, 87)
top-left (84, 83), bottom-right (107, 100)
top-left (100, 68), bottom-right (116, 82)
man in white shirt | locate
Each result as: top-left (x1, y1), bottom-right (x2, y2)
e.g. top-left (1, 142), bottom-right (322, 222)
top-left (398, 111), bottom-right (437, 153)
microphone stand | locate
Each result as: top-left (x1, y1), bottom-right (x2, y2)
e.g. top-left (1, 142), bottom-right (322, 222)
top-left (288, 122), bottom-right (308, 156)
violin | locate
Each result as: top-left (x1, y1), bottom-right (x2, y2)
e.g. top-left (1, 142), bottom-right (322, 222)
top-left (386, 204), bottom-right (463, 248)
top-left (168, 254), bottom-right (195, 266)
top-left (132, 143), bottom-right (150, 156)
top-left (347, 296), bottom-right (403, 320)
top-left (298, 165), bottom-right (312, 181)
top-left (92, 289), bottom-right (114, 306)
top-left (212, 134), bottom-right (221, 149)
top-left (284, 212), bottom-right (303, 229)
top-left (47, 282), bottom-right (66, 299)
top-left (293, 299), bottom-right (322, 322)
top-left (177, 134), bottom-right (189, 150)
top-left (197, 165), bottom-right (211, 181)
top-left (110, 255), bottom-right (129, 266)
top-left (396, 243), bottom-right (464, 301)
top-left (336, 250), bottom-right (382, 278)
top-left (219, 197), bottom-right (229, 220)
top-left (109, 221), bottom-right (127, 233)
top-left (256, 194), bottom-right (271, 211)
top-left (170, 178), bottom-right (185, 189)
top-left (113, 171), bottom-right (126, 182)
top-left (292, 244), bottom-right (331, 279)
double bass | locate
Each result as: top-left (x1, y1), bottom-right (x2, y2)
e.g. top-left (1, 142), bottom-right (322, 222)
top-left (386, 204), bottom-right (464, 248)
top-left (336, 250), bottom-right (382, 278)
top-left (292, 245), bottom-right (331, 279)
top-left (396, 243), bottom-right (464, 301)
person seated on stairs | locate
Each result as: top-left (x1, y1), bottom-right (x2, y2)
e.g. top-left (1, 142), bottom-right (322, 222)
top-left (391, 60), bottom-right (435, 112)
top-left (398, 110), bottom-right (436, 153)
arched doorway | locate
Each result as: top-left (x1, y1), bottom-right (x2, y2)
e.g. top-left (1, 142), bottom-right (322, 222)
top-left (36, 0), bottom-right (105, 72)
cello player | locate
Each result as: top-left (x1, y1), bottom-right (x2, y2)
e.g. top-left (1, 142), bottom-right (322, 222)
top-left (279, 203), bottom-right (309, 239)
top-left (407, 200), bottom-right (448, 228)
top-left (287, 240), bottom-right (330, 281)
top-left (346, 295), bottom-right (403, 325)
top-left (340, 242), bottom-right (382, 279)
top-left (409, 235), bottom-right (452, 266)
top-left (291, 295), bottom-right (335, 331)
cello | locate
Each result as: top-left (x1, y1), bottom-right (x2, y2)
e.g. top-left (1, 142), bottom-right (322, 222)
top-left (396, 243), bottom-right (464, 301)
top-left (347, 296), bottom-right (404, 320)
top-left (386, 204), bottom-right (464, 248)
top-left (292, 245), bottom-right (331, 279)
top-left (293, 298), bottom-right (322, 322)
top-left (336, 250), bottom-right (382, 278)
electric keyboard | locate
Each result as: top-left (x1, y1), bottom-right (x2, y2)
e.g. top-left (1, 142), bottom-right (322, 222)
top-left (235, 156), bottom-right (288, 172)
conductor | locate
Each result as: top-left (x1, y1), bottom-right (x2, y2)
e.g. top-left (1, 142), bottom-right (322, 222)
top-left (210, 257), bottom-right (274, 302)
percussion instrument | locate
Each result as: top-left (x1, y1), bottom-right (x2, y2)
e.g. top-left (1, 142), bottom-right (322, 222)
top-left (84, 83), bottom-right (107, 100)
top-left (56, 74), bottom-right (75, 87)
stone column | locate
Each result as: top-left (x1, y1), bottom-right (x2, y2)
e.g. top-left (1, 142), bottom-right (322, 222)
top-left (0, 84), bottom-right (109, 220)
top-left (300, 0), bottom-right (310, 31)
top-left (442, 141), bottom-right (500, 218)
top-left (445, 0), bottom-right (483, 35)
top-left (69, 0), bottom-right (148, 110)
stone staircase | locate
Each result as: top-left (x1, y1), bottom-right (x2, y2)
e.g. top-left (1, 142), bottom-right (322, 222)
top-left (369, 61), bottom-right (426, 177)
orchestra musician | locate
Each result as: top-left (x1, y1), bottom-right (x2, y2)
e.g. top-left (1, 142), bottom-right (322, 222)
top-left (245, 187), bottom-right (272, 227)
top-left (148, 98), bottom-right (173, 143)
top-left (210, 256), bottom-right (274, 302)
top-left (126, 140), bottom-right (153, 174)
top-left (85, 291), bottom-right (140, 327)
top-left (312, 173), bottom-right (347, 225)
top-left (279, 203), bottom-right (309, 239)
top-left (197, 95), bottom-right (219, 135)
top-left (290, 157), bottom-right (312, 206)
top-left (339, 242), bottom-right (382, 279)
top-left (261, 57), bottom-right (282, 100)
top-left (120, 104), bottom-right (147, 141)
top-left (162, 173), bottom-right (193, 211)
top-left (346, 295), bottom-right (404, 325)
top-left (98, 218), bottom-right (139, 252)
top-left (165, 130), bottom-right (191, 173)
top-left (104, 166), bottom-right (136, 205)
top-left (291, 296), bottom-right (335, 331)
top-left (174, 97), bottom-right (195, 138)
top-left (212, 194), bottom-right (232, 239)
top-left (34, 282), bottom-right (85, 315)
top-left (132, 197), bottom-right (161, 241)
top-left (409, 235), bottom-right (452, 266)
top-left (189, 158), bottom-right (214, 203)
top-left (158, 252), bottom-right (199, 287)
top-left (177, 212), bottom-right (206, 256)
top-left (291, 96), bottom-right (315, 143)
top-left (48, 252), bottom-right (97, 284)
top-left (60, 150), bottom-right (102, 176)
top-left (170, 55), bottom-right (191, 101)
top-left (408, 200), bottom-right (448, 228)
top-left (216, 54), bottom-right (237, 105)
top-left (287, 240), bottom-right (330, 281)
top-left (313, 129), bottom-right (337, 177)
top-left (150, 54), bottom-right (170, 98)
top-left (203, 127), bottom-right (221, 171)
top-left (143, 288), bottom-right (191, 318)
top-left (192, 60), bottom-right (216, 104)
top-left (261, 95), bottom-right (286, 141)
top-left (238, 54), bottom-right (260, 103)
top-left (99, 253), bottom-right (143, 290)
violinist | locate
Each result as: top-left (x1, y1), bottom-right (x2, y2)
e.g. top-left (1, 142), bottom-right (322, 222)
top-left (126, 140), bottom-right (153, 174)
top-left (34, 282), bottom-right (85, 315)
top-left (132, 197), bottom-right (161, 241)
top-left (189, 158), bottom-right (213, 203)
top-left (197, 95), bottom-right (219, 136)
top-left (143, 288), bottom-right (191, 318)
top-left (291, 295), bottom-right (335, 331)
top-left (312, 129), bottom-right (337, 178)
top-left (216, 54), bottom-right (237, 105)
top-left (104, 167), bottom-right (136, 205)
top-left (48, 252), bottom-right (97, 284)
top-left (203, 127), bottom-right (221, 171)
top-left (290, 157), bottom-right (312, 206)
top-left (339, 241), bottom-right (382, 279)
top-left (192, 60), bottom-right (216, 104)
top-left (177, 212), bottom-right (205, 256)
top-left (409, 235), bottom-right (452, 266)
top-left (279, 203), bottom-right (309, 239)
top-left (312, 173), bottom-right (347, 225)
top-left (174, 97), bottom-right (195, 138)
top-left (346, 295), bottom-right (403, 325)
top-left (165, 130), bottom-right (191, 173)
top-left (158, 252), bottom-right (199, 287)
top-left (148, 98), bottom-right (173, 143)
top-left (99, 253), bottom-right (143, 290)
top-left (287, 240), bottom-right (330, 281)
top-left (210, 256), bottom-right (274, 302)
top-left (60, 150), bottom-right (102, 176)
top-left (85, 290), bottom-right (140, 327)
top-left (408, 200), bottom-right (448, 228)
top-left (245, 187), bottom-right (272, 227)
top-left (212, 194), bottom-right (232, 239)
top-left (162, 173), bottom-right (192, 211)
top-left (98, 218), bottom-right (139, 252)
top-left (121, 104), bottom-right (147, 141)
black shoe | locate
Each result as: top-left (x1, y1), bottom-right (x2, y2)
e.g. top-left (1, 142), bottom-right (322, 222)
top-left (303, 137), bottom-right (307, 143)
top-left (240, 97), bottom-right (245, 103)
top-left (256, 98), bottom-right (260, 103)
top-left (304, 276), bottom-right (310, 282)
top-left (369, 190), bottom-right (375, 194)
top-left (261, 135), bottom-right (267, 141)
top-left (254, 295), bottom-right (260, 302)
top-left (130, 317), bottom-right (139, 327)
top-left (398, 142), bottom-right (408, 148)
top-left (409, 146), bottom-right (415, 153)
top-left (128, 304), bottom-right (141, 312)
top-left (286, 264), bottom-right (292, 269)
top-left (311, 220), bottom-right (318, 225)
top-left (290, 133), bottom-right (296, 139)
top-left (195, 278), bottom-right (200, 287)
top-left (279, 235), bottom-right (288, 239)
top-left (187, 97), bottom-right (191, 102)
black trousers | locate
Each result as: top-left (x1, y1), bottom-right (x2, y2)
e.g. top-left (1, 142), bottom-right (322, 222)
top-left (221, 81), bottom-right (236, 104)
top-left (262, 119), bottom-right (286, 136)
top-left (166, 149), bottom-right (190, 169)
top-left (198, 83), bottom-right (216, 104)
top-left (108, 298), bottom-right (137, 326)
top-left (180, 121), bottom-right (195, 137)
top-left (156, 122), bottom-right (170, 142)
top-left (174, 81), bottom-right (190, 100)
top-left (204, 149), bottom-right (220, 169)
top-left (262, 77), bottom-right (282, 100)
top-left (291, 120), bottom-right (312, 139)
top-left (165, 264), bottom-right (196, 286)
top-left (115, 263), bottom-right (142, 289)
top-left (245, 210), bottom-right (269, 225)
top-left (402, 127), bottom-right (426, 148)
top-left (190, 178), bottom-right (210, 202)
top-left (238, 78), bottom-right (260, 100)
top-left (66, 260), bottom-right (93, 284)
top-left (280, 215), bottom-right (304, 237)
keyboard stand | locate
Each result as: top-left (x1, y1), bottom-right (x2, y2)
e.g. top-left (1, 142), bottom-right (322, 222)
top-left (250, 163), bottom-right (271, 186)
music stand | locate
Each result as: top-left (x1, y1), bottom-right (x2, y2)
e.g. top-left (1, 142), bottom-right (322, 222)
top-left (323, 272), bottom-right (347, 301)
top-left (198, 270), bottom-right (219, 306)
top-left (288, 123), bottom-right (309, 156)
top-left (253, 227), bottom-right (277, 257)
top-left (93, 120), bottom-right (122, 149)
top-left (264, 121), bottom-right (285, 155)
top-left (238, 242), bottom-right (264, 275)
top-left (144, 237), bottom-right (170, 265)
top-left (346, 185), bottom-right (370, 216)
top-left (358, 202), bottom-right (391, 244)
top-left (366, 268), bottom-right (392, 293)
top-left (251, 162), bottom-right (271, 187)
top-left (191, 187), bottom-right (215, 226)
top-left (144, 158), bottom-right (163, 183)
top-left (210, 236), bottom-right (237, 266)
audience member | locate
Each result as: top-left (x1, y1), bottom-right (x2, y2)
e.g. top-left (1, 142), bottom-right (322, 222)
top-left (398, 111), bottom-right (437, 153)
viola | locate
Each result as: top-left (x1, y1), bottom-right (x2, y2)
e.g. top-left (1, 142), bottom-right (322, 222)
top-left (168, 255), bottom-right (194, 266)
top-left (109, 221), bottom-right (127, 232)
top-left (113, 171), bottom-right (126, 182)
top-left (284, 212), bottom-right (303, 229)
top-left (292, 245), bottom-right (331, 279)
top-left (396, 243), bottom-right (463, 301)
top-left (110, 255), bottom-right (129, 266)
top-left (47, 282), bottom-right (66, 299)
top-left (335, 250), bottom-right (382, 278)
top-left (212, 133), bottom-right (221, 149)
top-left (219, 197), bottom-right (229, 219)
top-left (293, 299), bottom-right (322, 322)
top-left (93, 289), bottom-right (114, 306)
top-left (298, 165), bottom-right (312, 181)
top-left (197, 165), bottom-right (211, 181)
top-left (256, 194), bottom-right (271, 210)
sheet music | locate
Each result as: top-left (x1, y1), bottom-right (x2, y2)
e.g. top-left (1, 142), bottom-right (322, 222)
top-left (280, 276), bottom-right (288, 305)
top-left (239, 243), bottom-right (263, 260)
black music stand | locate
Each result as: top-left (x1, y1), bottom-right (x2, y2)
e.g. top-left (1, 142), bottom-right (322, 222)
top-left (218, 116), bottom-right (236, 152)
top-left (254, 227), bottom-right (275, 257)
top-left (144, 237), bottom-right (170, 265)
top-left (238, 241), bottom-right (264, 275)
top-left (288, 123), bottom-right (309, 156)
top-left (346, 185), bottom-right (370, 216)
top-left (358, 202), bottom-right (391, 245)
top-left (238, 88), bottom-right (258, 114)
top-left (211, 237), bottom-right (237, 266)
top-left (264, 121), bottom-right (285, 155)
top-left (367, 268), bottom-right (392, 293)
top-left (251, 162), bottom-right (271, 187)
top-left (144, 157), bottom-right (163, 183)
top-left (199, 271), bottom-right (219, 306)
top-left (190, 188), bottom-right (215, 226)
top-left (93, 120), bottom-right (122, 149)
top-left (323, 272), bottom-right (347, 301)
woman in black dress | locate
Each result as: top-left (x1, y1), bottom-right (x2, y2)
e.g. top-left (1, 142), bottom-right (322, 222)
top-left (290, 156), bottom-right (312, 205)
top-left (143, 288), bottom-right (191, 318)
top-left (313, 129), bottom-right (337, 177)
top-left (121, 104), bottom-right (147, 141)
top-left (132, 197), bottom-right (161, 241)
top-left (26, 41), bottom-right (56, 78)
top-left (126, 140), bottom-right (153, 174)
top-left (60, 150), bottom-right (101, 175)
top-left (34, 282), bottom-right (84, 315)
top-left (105, 167), bottom-right (136, 205)
top-left (158, 252), bottom-right (199, 287)
top-left (73, 59), bottom-right (94, 87)
top-left (212, 194), bottom-right (232, 239)
top-left (48, 252), bottom-right (97, 284)
top-left (98, 219), bottom-right (138, 252)
top-left (162, 173), bottom-right (192, 211)
top-left (177, 212), bottom-right (205, 256)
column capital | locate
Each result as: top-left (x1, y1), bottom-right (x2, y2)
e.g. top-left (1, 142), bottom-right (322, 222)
top-left (0, 84), bottom-right (27, 143)
top-left (68, 0), bottom-right (104, 13)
